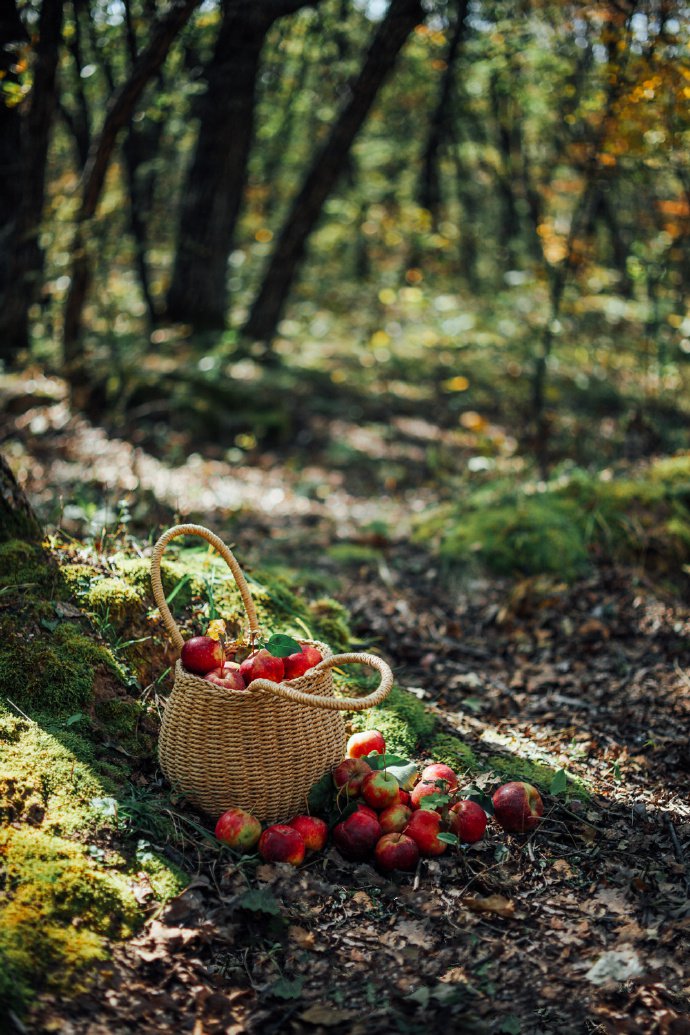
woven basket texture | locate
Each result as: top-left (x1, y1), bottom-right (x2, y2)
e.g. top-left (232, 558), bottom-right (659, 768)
top-left (151, 524), bottom-right (394, 824)
top-left (159, 641), bottom-right (346, 821)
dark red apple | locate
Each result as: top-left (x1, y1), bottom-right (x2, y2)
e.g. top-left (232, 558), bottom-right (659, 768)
top-left (448, 800), bottom-right (487, 843)
top-left (404, 810), bottom-right (447, 857)
top-left (492, 782), bottom-right (544, 833)
top-left (283, 645), bottom-right (323, 680)
top-left (181, 635), bottom-right (224, 675)
top-left (258, 824), bottom-right (305, 865)
top-left (375, 832), bottom-right (420, 873)
top-left (346, 729), bottom-right (386, 759)
top-left (332, 809), bottom-right (382, 862)
top-left (332, 757), bottom-right (372, 798)
top-left (361, 770), bottom-right (400, 811)
top-left (215, 807), bottom-right (261, 852)
top-left (204, 662), bottom-right (247, 691)
top-left (239, 649), bottom-right (285, 686)
top-left (288, 815), bottom-right (328, 853)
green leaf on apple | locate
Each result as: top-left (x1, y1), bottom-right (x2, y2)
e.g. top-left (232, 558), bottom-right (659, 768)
top-left (550, 768), bottom-right (568, 795)
top-left (420, 792), bottom-right (450, 809)
top-left (307, 771), bottom-right (335, 814)
top-left (264, 633), bottom-right (302, 658)
top-left (437, 832), bottom-right (459, 845)
top-left (464, 789), bottom-right (494, 815)
top-left (364, 753), bottom-right (409, 770)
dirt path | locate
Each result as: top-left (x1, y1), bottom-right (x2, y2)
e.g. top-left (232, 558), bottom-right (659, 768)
top-left (3, 376), bottom-right (690, 1034)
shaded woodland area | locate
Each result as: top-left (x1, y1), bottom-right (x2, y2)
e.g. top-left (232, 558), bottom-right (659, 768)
top-left (1, 1), bottom-right (690, 1033)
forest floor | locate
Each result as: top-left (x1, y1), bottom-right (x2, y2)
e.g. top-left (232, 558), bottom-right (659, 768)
top-left (2, 371), bottom-right (690, 1035)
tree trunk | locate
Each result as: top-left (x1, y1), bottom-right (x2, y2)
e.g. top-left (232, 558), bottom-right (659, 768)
top-left (0, 453), bottom-right (42, 545)
top-left (244, 0), bottom-right (424, 343)
top-left (166, 0), bottom-right (320, 329)
top-left (0, 0), bottom-right (62, 366)
top-left (62, 0), bottom-right (201, 369)
top-left (417, 0), bottom-right (469, 226)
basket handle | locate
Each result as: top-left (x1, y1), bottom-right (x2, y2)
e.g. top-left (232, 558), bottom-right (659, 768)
top-left (151, 523), bottom-right (260, 650)
top-left (247, 652), bottom-right (394, 712)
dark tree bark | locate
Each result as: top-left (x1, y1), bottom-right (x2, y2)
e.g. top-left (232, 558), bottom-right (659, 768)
top-left (0, 453), bottom-right (42, 544)
top-left (0, 0), bottom-right (63, 365)
top-left (417, 0), bottom-right (469, 226)
top-left (0, 6), bottom-right (29, 335)
top-left (63, 0), bottom-right (201, 367)
top-left (166, 0), bottom-right (320, 329)
top-left (244, 0), bottom-right (424, 343)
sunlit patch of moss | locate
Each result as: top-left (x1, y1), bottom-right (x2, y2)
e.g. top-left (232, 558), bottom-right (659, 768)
top-left (348, 686), bottom-right (437, 756)
top-left (115, 555), bottom-right (204, 608)
top-left (135, 843), bottom-right (188, 900)
top-left (308, 597), bottom-right (352, 653)
top-left (84, 576), bottom-right (145, 629)
top-left (94, 698), bottom-right (154, 757)
top-left (0, 827), bottom-right (139, 1009)
top-left (59, 562), bottom-right (102, 596)
top-left (426, 733), bottom-right (482, 774)
top-left (486, 752), bottom-right (590, 799)
top-left (0, 622), bottom-right (123, 714)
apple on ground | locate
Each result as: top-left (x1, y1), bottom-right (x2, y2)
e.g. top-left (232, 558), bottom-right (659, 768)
top-left (420, 762), bottom-right (459, 792)
top-left (181, 635), bottom-right (224, 675)
top-left (288, 815), bottom-right (328, 853)
top-left (332, 809), bottom-right (382, 861)
top-left (205, 662), bottom-right (247, 691)
top-left (410, 779), bottom-right (449, 810)
top-left (239, 649), bottom-right (285, 686)
top-left (448, 800), bottom-right (487, 843)
top-left (215, 807), bottom-right (261, 852)
top-left (283, 645), bottom-right (323, 680)
top-left (332, 757), bottom-right (372, 798)
top-left (397, 789), bottom-right (411, 806)
top-left (356, 803), bottom-right (379, 821)
top-left (492, 782), bottom-right (544, 833)
top-left (379, 803), bottom-right (413, 834)
top-left (361, 770), bottom-right (400, 810)
top-left (258, 824), bottom-right (306, 865)
top-left (404, 809), bottom-right (448, 857)
top-left (346, 729), bottom-right (386, 759)
top-left (375, 833), bottom-right (420, 873)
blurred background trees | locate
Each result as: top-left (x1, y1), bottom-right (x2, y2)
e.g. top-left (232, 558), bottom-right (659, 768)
top-left (1, 0), bottom-right (689, 473)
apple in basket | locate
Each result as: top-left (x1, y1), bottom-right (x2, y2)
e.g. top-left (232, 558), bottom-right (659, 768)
top-left (239, 649), bottom-right (285, 686)
top-left (283, 644), bottom-right (323, 680)
top-left (180, 635), bottom-right (224, 675)
top-left (205, 662), bottom-right (247, 691)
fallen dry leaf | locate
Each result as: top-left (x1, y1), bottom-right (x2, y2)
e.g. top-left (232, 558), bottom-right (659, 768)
top-left (463, 895), bottom-right (516, 919)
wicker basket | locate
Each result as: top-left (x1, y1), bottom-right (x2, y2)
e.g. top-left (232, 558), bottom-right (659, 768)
top-left (151, 523), bottom-right (394, 823)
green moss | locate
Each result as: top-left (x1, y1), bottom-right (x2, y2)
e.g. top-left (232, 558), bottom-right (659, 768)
top-left (115, 555), bottom-right (204, 608)
top-left (349, 686), bottom-right (437, 756)
top-left (308, 597), bottom-right (352, 653)
top-left (0, 540), bottom-right (47, 583)
top-left (94, 698), bottom-right (154, 757)
top-left (0, 827), bottom-right (139, 1008)
top-left (326, 543), bottom-right (383, 566)
top-left (427, 733), bottom-right (482, 773)
top-left (85, 576), bottom-right (145, 628)
top-left (135, 844), bottom-right (188, 901)
top-left (486, 752), bottom-right (589, 799)
top-left (59, 562), bottom-right (102, 595)
top-left (0, 622), bottom-right (122, 714)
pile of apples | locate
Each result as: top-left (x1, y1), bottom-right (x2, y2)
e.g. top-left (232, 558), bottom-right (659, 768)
top-left (180, 633), bottom-right (323, 692)
top-left (213, 729), bottom-right (544, 874)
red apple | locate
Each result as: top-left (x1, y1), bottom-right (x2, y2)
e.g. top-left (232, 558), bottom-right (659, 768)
top-left (288, 815), bottom-right (328, 854)
top-left (361, 770), bottom-right (400, 811)
top-left (492, 782), bottom-right (544, 833)
top-left (448, 800), bottom-right (487, 844)
top-left (410, 779), bottom-right (448, 811)
top-left (355, 803), bottom-right (379, 821)
top-left (333, 758), bottom-right (371, 798)
top-left (404, 810), bottom-right (447, 857)
top-left (379, 803), bottom-right (413, 834)
top-left (239, 649), bottom-right (285, 686)
top-left (181, 635), bottom-right (224, 675)
top-left (204, 662), bottom-right (247, 691)
top-left (375, 833), bottom-right (420, 873)
top-left (397, 789), bottom-right (411, 806)
top-left (420, 762), bottom-right (459, 792)
top-left (283, 645), bottom-right (323, 680)
top-left (258, 824), bottom-right (305, 865)
top-left (346, 729), bottom-right (386, 759)
top-left (332, 809), bottom-right (382, 861)
top-left (214, 807), bottom-right (261, 852)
